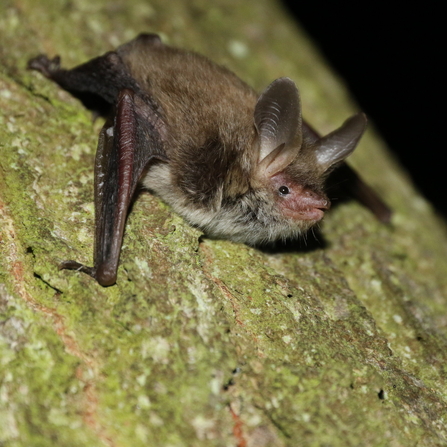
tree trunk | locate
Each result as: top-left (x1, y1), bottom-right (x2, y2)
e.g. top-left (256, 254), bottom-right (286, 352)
top-left (1, 0), bottom-right (447, 446)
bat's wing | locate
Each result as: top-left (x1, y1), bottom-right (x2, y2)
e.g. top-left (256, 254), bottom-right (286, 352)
top-left (29, 45), bottom-right (168, 286)
top-left (61, 89), bottom-right (167, 286)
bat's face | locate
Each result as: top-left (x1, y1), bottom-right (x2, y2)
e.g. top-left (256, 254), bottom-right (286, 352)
top-left (250, 77), bottom-right (366, 231)
top-left (269, 171), bottom-right (330, 223)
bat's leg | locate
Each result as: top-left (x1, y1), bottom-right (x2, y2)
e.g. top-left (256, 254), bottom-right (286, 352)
top-left (28, 51), bottom-right (139, 116)
top-left (329, 163), bottom-right (392, 223)
top-left (27, 33), bottom-right (163, 108)
top-left (60, 89), bottom-right (167, 286)
top-left (27, 33), bottom-right (165, 116)
top-left (347, 167), bottom-right (392, 223)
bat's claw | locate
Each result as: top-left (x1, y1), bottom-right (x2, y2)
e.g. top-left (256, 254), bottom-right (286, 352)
top-left (28, 54), bottom-right (61, 77)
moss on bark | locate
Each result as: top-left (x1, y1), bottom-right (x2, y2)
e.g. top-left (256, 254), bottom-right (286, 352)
top-left (1, 0), bottom-right (447, 446)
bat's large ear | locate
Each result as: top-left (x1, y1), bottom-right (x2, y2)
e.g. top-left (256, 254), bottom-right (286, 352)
top-left (314, 113), bottom-right (367, 173)
top-left (254, 77), bottom-right (302, 178)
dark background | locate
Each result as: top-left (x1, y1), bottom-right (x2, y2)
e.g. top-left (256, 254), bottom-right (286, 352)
top-left (282, 2), bottom-right (445, 217)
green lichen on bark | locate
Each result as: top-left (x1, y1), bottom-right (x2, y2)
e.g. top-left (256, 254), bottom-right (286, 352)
top-left (1, 0), bottom-right (447, 446)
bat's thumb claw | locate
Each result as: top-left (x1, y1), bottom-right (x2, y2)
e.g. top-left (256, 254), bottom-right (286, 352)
top-left (59, 260), bottom-right (117, 287)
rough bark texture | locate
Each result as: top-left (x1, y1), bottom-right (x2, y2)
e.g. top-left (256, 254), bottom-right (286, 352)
top-left (1, 0), bottom-right (447, 446)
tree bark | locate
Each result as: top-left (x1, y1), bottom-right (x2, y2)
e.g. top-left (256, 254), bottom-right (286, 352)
top-left (1, 0), bottom-right (447, 446)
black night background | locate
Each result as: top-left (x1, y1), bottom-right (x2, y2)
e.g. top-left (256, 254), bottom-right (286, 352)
top-left (283, 2), bottom-right (445, 217)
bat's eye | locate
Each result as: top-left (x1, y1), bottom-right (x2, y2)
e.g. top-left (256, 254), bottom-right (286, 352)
top-left (278, 186), bottom-right (290, 196)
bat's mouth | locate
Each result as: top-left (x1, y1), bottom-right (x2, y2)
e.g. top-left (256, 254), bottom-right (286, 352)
top-left (302, 204), bottom-right (329, 221)
top-left (282, 195), bottom-right (330, 222)
top-left (291, 203), bottom-right (329, 221)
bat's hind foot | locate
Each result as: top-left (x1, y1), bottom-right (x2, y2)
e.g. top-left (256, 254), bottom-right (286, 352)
top-left (28, 55), bottom-right (61, 78)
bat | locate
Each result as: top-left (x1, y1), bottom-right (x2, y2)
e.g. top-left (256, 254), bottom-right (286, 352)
top-left (28, 33), bottom-right (391, 286)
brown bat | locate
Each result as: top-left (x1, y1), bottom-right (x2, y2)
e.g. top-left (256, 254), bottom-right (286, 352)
top-left (28, 33), bottom-right (391, 286)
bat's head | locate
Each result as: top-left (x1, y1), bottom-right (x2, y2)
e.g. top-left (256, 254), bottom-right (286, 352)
top-left (246, 77), bottom-right (367, 241)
